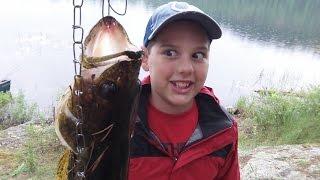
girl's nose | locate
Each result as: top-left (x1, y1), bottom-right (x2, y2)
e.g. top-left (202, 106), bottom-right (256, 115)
top-left (177, 56), bottom-right (194, 75)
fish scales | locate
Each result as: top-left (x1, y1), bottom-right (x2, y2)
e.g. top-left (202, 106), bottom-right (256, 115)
top-left (55, 16), bottom-right (142, 180)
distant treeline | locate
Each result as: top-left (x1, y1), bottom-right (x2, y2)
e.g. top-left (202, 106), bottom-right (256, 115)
top-left (139, 0), bottom-right (320, 52)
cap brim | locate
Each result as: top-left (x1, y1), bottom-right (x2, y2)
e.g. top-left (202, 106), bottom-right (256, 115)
top-left (148, 11), bottom-right (222, 41)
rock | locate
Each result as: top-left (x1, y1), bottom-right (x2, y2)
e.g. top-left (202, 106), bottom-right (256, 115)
top-left (240, 145), bottom-right (320, 179)
top-left (308, 165), bottom-right (320, 175)
top-left (0, 123), bottom-right (28, 150)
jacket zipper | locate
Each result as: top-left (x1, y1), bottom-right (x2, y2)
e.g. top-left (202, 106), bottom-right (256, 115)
top-left (141, 122), bottom-right (233, 161)
top-left (178, 125), bottom-right (233, 157)
top-left (138, 122), bottom-right (172, 157)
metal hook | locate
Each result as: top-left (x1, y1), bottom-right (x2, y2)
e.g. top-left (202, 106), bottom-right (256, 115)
top-left (102, 0), bottom-right (128, 18)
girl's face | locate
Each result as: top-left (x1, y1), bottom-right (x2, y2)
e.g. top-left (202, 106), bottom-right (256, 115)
top-left (142, 21), bottom-right (210, 114)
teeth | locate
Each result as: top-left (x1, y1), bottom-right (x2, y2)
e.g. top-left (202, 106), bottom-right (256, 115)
top-left (175, 82), bottom-right (190, 88)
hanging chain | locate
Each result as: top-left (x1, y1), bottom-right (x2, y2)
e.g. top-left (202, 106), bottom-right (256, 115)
top-left (73, 0), bottom-right (84, 76)
top-left (102, 0), bottom-right (128, 18)
top-left (72, 0), bottom-right (86, 179)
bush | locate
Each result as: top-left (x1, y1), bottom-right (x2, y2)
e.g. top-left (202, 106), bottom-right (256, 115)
top-left (0, 92), bottom-right (12, 122)
top-left (0, 91), bottom-right (39, 130)
top-left (0, 92), bottom-right (11, 108)
top-left (237, 86), bottom-right (320, 147)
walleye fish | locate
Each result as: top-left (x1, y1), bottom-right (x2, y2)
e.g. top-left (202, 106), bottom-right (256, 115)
top-left (55, 16), bottom-right (142, 180)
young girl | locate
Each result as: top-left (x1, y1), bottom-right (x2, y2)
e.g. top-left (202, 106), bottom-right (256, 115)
top-left (129, 1), bottom-right (240, 180)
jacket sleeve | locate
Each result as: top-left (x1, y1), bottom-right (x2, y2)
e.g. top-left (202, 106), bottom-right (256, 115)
top-left (217, 121), bottom-right (240, 180)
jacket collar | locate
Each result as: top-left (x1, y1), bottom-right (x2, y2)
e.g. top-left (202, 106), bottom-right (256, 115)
top-left (138, 76), bottom-right (233, 139)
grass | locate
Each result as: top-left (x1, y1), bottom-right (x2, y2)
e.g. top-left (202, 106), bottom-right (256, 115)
top-left (0, 149), bottom-right (18, 178)
top-left (236, 85), bottom-right (320, 148)
top-left (0, 124), bottom-right (64, 179)
top-left (0, 91), bottom-right (65, 179)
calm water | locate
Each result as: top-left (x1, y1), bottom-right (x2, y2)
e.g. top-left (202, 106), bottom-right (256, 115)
top-left (0, 0), bottom-right (319, 109)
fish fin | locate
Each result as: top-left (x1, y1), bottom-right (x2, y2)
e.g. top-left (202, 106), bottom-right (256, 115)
top-left (86, 145), bottom-right (110, 173)
top-left (91, 124), bottom-right (113, 142)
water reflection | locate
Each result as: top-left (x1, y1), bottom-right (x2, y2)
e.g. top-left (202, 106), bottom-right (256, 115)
top-left (0, 0), bottom-right (319, 108)
top-left (140, 0), bottom-right (320, 53)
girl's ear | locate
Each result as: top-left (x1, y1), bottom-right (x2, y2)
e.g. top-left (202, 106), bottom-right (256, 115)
top-left (141, 46), bottom-right (149, 71)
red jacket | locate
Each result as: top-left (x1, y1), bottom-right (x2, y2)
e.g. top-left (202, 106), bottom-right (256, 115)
top-left (129, 78), bottom-right (240, 180)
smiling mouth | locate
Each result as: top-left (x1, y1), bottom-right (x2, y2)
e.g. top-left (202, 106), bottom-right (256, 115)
top-left (171, 81), bottom-right (193, 89)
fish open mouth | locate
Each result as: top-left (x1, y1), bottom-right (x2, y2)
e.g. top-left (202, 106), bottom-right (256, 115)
top-left (81, 16), bottom-right (142, 69)
top-left (103, 17), bottom-right (117, 29)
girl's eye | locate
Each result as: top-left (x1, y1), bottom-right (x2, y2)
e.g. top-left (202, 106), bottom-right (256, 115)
top-left (163, 50), bottom-right (177, 57)
top-left (192, 52), bottom-right (206, 60)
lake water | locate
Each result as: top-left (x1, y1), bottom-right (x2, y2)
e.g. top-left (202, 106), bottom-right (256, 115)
top-left (0, 0), bottom-right (319, 109)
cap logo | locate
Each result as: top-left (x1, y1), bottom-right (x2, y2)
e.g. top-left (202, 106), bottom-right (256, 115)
top-left (170, 2), bottom-right (190, 12)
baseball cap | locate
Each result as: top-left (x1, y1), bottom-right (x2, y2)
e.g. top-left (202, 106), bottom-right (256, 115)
top-left (143, 1), bottom-right (222, 47)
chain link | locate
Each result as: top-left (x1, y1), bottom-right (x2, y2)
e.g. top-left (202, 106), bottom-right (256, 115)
top-left (72, 0), bottom-right (86, 179)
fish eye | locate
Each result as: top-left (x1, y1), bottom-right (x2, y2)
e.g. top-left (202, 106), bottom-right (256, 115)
top-left (100, 81), bottom-right (117, 99)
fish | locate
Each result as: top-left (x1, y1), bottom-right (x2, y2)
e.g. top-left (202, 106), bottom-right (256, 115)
top-left (55, 16), bottom-right (142, 180)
